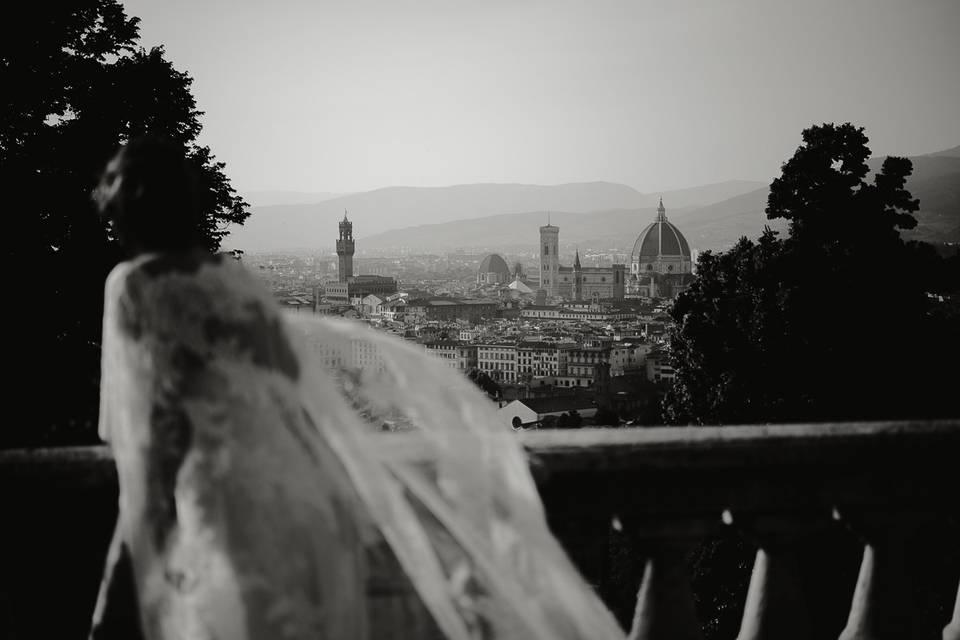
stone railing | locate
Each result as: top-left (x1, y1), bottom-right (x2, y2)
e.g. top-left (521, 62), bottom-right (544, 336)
top-left (521, 421), bottom-right (960, 640)
top-left (1, 421), bottom-right (958, 639)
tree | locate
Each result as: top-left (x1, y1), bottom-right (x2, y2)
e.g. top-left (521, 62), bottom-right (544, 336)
top-left (2, 2), bottom-right (249, 446)
top-left (540, 415), bottom-right (559, 429)
top-left (665, 123), bottom-right (958, 425)
top-left (467, 369), bottom-right (501, 399)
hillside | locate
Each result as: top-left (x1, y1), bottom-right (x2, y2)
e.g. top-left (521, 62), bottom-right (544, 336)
top-left (867, 148), bottom-right (960, 245)
top-left (922, 144), bottom-right (960, 158)
top-left (241, 190), bottom-right (346, 206)
top-left (222, 145), bottom-right (957, 253)
top-left (224, 181), bottom-right (650, 251)
top-left (359, 144), bottom-right (960, 253)
top-left (224, 179), bottom-right (765, 252)
top-left (360, 190), bottom-right (781, 254)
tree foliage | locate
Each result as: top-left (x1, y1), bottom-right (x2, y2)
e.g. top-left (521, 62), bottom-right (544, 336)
top-left (664, 123), bottom-right (958, 425)
top-left (2, 2), bottom-right (249, 446)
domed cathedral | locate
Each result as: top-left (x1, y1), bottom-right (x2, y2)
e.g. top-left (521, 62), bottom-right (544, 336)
top-left (477, 253), bottom-right (511, 285)
top-left (539, 222), bottom-right (625, 301)
top-left (629, 198), bottom-right (694, 298)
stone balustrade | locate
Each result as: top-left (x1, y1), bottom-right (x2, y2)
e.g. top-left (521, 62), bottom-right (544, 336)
top-left (1, 420), bottom-right (958, 639)
top-left (520, 421), bottom-right (960, 639)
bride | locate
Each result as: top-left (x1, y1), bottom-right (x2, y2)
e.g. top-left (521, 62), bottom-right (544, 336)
top-left (90, 137), bottom-right (626, 640)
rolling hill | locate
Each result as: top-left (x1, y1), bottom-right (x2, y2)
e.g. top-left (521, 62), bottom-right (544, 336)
top-left (223, 144), bottom-right (957, 253)
top-left (358, 143), bottom-right (960, 253)
top-left (359, 188), bottom-right (782, 254)
top-left (241, 190), bottom-right (346, 207)
top-left (867, 148), bottom-right (960, 245)
top-left (223, 180), bottom-right (765, 252)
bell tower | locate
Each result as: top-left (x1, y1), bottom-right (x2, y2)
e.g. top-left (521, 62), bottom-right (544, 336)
top-left (539, 218), bottom-right (559, 298)
top-left (573, 248), bottom-right (583, 301)
top-left (336, 211), bottom-right (354, 282)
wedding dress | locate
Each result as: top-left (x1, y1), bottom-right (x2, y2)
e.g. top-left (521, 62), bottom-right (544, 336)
top-left (94, 251), bottom-right (625, 640)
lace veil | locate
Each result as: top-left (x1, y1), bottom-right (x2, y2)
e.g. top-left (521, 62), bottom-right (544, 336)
top-left (96, 252), bottom-right (625, 640)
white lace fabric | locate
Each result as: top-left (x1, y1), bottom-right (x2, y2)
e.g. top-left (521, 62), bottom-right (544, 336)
top-left (96, 253), bottom-right (625, 640)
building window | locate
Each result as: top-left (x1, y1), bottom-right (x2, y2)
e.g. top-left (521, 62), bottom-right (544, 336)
top-left (544, 245), bottom-right (549, 255)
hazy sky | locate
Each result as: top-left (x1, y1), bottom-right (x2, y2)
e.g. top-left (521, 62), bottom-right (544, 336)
top-left (123, 0), bottom-right (960, 194)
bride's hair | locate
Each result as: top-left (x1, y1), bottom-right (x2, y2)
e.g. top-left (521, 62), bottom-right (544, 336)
top-left (94, 135), bottom-right (204, 254)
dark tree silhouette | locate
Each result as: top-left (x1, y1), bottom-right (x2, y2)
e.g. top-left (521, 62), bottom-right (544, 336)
top-left (664, 123), bottom-right (958, 425)
top-left (467, 369), bottom-right (501, 399)
top-left (593, 406), bottom-right (620, 427)
top-left (2, 2), bottom-right (249, 446)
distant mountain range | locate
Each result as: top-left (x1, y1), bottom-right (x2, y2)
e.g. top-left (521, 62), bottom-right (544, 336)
top-left (358, 188), bottom-right (786, 254)
top-left (867, 146), bottom-right (960, 246)
top-left (241, 190), bottom-right (346, 207)
top-left (224, 145), bottom-right (959, 253)
top-left (224, 180), bottom-right (765, 251)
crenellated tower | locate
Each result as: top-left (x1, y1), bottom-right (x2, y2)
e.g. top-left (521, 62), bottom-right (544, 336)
top-left (336, 211), bottom-right (355, 282)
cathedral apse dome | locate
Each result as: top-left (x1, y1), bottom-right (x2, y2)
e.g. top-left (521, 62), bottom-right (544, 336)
top-left (630, 198), bottom-right (693, 276)
top-left (477, 253), bottom-right (511, 285)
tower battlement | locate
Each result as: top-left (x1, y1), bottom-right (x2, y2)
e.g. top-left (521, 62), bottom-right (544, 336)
top-left (336, 211), bottom-right (355, 282)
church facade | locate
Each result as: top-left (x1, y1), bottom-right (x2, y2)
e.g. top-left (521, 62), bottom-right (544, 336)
top-left (539, 223), bottom-right (626, 301)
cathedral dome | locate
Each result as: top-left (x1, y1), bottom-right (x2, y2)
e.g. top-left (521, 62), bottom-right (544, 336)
top-left (630, 199), bottom-right (691, 262)
top-left (477, 254), bottom-right (511, 285)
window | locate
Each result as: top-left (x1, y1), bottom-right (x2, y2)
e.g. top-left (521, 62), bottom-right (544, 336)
top-left (544, 245), bottom-right (549, 255)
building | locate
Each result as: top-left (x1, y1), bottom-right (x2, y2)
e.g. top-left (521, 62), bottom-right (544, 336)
top-left (324, 276), bottom-right (398, 304)
top-left (497, 397), bottom-right (598, 429)
top-left (299, 331), bottom-right (385, 373)
top-left (457, 343), bottom-right (479, 372)
top-left (424, 341), bottom-right (480, 372)
top-left (516, 342), bottom-right (571, 380)
top-left (629, 199), bottom-right (694, 298)
top-left (476, 254), bottom-right (511, 286)
top-left (406, 298), bottom-right (498, 324)
top-left (646, 348), bottom-right (676, 383)
top-left (423, 340), bottom-right (460, 368)
top-left (323, 215), bottom-right (398, 304)
top-left (609, 342), bottom-right (651, 377)
top-left (477, 343), bottom-right (517, 383)
top-left (519, 305), bottom-right (635, 322)
top-left (360, 294), bottom-right (384, 315)
top-left (539, 224), bottom-right (626, 301)
top-left (336, 211), bottom-right (354, 282)
top-left (566, 346), bottom-right (611, 387)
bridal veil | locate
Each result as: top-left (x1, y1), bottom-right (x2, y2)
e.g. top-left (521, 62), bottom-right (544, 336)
top-left (95, 251), bottom-right (625, 640)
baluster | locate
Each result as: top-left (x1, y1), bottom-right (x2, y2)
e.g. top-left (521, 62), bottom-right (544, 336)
top-left (835, 509), bottom-right (917, 640)
top-left (729, 511), bottom-right (817, 640)
top-left (941, 581), bottom-right (960, 640)
top-left (624, 517), bottom-right (707, 640)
